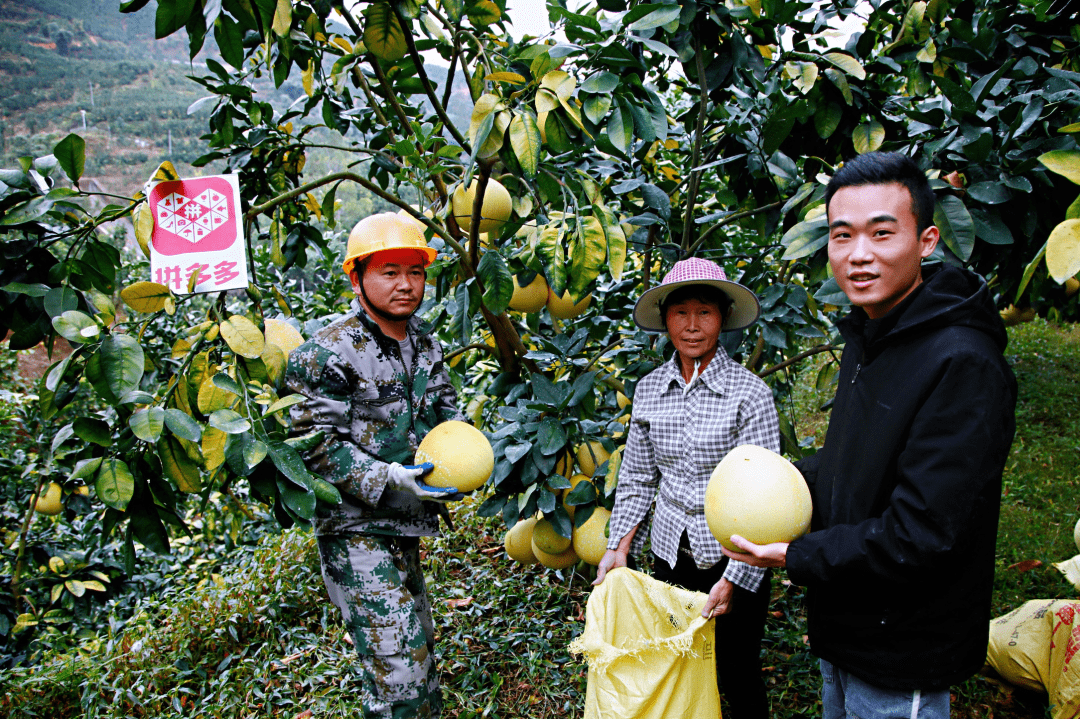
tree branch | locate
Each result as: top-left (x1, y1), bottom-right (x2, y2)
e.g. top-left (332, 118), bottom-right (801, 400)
top-left (757, 344), bottom-right (839, 379)
top-left (681, 35), bottom-right (710, 253)
top-left (367, 54), bottom-right (414, 132)
top-left (390, 3), bottom-right (471, 153)
top-left (688, 199), bottom-right (786, 254)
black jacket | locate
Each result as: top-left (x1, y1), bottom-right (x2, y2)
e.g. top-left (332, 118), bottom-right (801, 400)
top-left (786, 264), bottom-right (1017, 690)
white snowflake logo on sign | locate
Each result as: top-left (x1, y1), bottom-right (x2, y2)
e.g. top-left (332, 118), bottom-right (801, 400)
top-left (156, 188), bottom-right (230, 245)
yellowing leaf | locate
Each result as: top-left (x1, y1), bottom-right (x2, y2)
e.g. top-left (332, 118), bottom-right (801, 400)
top-left (272, 0), bottom-right (292, 36)
top-left (1058, 123), bottom-right (1080, 134)
top-left (509, 113), bottom-right (542, 179)
top-left (1039, 150), bottom-right (1080, 185)
top-left (534, 87), bottom-right (560, 114)
top-left (264, 318), bottom-right (305, 355)
top-left (1047, 218), bottom-right (1080, 283)
top-left (541, 70), bottom-right (575, 101)
top-left (159, 436), bottom-right (202, 493)
top-left (198, 376), bottom-right (239, 413)
top-left (133, 203), bottom-right (153, 259)
top-left (485, 71), bottom-right (527, 85)
top-left (120, 282), bottom-right (170, 313)
top-left (219, 315), bottom-right (265, 359)
top-left (823, 52), bottom-right (867, 81)
top-left (364, 2), bottom-right (407, 62)
top-left (469, 93), bottom-right (502, 145)
top-left (148, 161), bottom-right (179, 184)
top-left (785, 61), bottom-right (818, 94)
top-left (261, 342), bottom-right (287, 387)
top-left (302, 59), bottom-right (315, 97)
top-left (853, 121), bottom-right (885, 154)
top-left (202, 427), bottom-right (228, 471)
top-left (469, 0), bottom-right (501, 25)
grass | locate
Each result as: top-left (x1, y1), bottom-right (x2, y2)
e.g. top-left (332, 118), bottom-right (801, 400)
top-left (2, 320), bottom-right (1077, 718)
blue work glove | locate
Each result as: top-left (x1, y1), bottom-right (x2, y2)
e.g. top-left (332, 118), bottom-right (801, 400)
top-left (386, 462), bottom-right (464, 502)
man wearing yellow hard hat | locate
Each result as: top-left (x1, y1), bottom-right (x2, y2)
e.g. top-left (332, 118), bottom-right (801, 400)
top-left (285, 212), bottom-right (464, 718)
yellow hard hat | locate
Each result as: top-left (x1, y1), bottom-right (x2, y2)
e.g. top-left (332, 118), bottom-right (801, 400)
top-left (342, 212), bottom-right (437, 275)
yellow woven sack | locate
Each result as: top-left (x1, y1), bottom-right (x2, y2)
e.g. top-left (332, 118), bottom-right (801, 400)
top-left (986, 599), bottom-right (1080, 719)
top-left (569, 567), bottom-right (720, 719)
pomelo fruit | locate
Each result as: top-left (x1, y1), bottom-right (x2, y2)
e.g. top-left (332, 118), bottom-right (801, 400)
top-left (509, 274), bottom-right (549, 313)
top-left (554, 451), bottom-right (572, 478)
top-left (572, 506), bottom-right (612, 566)
top-left (414, 420), bottom-right (494, 492)
top-left (576, 441), bottom-right (610, 477)
top-left (562, 474), bottom-right (591, 518)
top-left (1074, 516), bottom-right (1080, 553)
top-left (35, 482), bottom-right (63, 516)
top-left (452, 178), bottom-right (513, 234)
top-left (547, 289), bottom-right (592, 320)
top-left (532, 540), bottom-right (579, 570)
top-left (704, 444), bottom-right (812, 552)
top-left (504, 516), bottom-right (539, 564)
top-left (532, 517), bottom-right (572, 555)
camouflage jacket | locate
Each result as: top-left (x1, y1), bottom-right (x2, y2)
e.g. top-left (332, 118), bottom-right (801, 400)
top-left (285, 298), bottom-right (463, 536)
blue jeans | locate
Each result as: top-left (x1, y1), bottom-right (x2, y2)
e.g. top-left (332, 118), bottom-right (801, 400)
top-left (820, 659), bottom-right (950, 719)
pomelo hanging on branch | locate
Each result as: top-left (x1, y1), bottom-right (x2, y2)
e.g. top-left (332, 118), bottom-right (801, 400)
top-left (414, 420), bottom-right (494, 492)
top-left (451, 178), bottom-right (513, 234)
top-left (504, 516), bottom-right (539, 565)
top-left (704, 444), bottom-right (812, 551)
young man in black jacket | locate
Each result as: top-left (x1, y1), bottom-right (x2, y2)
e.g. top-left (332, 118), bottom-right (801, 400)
top-left (723, 152), bottom-right (1017, 718)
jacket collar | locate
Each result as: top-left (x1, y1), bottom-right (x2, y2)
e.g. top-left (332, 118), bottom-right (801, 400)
top-left (661, 348), bottom-right (734, 396)
top-left (349, 297), bottom-right (430, 341)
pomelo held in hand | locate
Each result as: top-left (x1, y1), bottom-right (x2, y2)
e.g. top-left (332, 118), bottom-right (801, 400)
top-left (704, 444), bottom-right (812, 552)
top-left (414, 420), bottom-right (494, 492)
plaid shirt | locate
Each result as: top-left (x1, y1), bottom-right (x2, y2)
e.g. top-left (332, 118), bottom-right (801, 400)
top-left (608, 349), bottom-right (780, 592)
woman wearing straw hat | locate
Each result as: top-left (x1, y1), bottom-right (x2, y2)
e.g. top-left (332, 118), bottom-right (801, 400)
top-left (592, 257), bottom-right (780, 719)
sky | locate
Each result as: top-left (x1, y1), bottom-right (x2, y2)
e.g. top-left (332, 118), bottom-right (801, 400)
top-left (506, 0), bottom-right (554, 39)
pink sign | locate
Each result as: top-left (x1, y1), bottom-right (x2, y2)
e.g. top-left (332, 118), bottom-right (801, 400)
top-left (147, 173), bottom-right (248, 294)
top-left (149, 176), bottom-right (237, 255)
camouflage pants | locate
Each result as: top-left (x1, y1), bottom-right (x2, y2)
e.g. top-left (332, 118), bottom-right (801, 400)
top-left (317, 534), bottom-right (441, 719)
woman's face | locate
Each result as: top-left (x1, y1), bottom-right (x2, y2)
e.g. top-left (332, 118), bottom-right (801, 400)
top-left (665, 297), bottom-right (723, 362)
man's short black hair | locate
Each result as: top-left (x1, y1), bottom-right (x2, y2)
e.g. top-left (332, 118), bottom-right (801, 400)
top-left (825, 152), bottom-right (936, 235)
top-left (661, 284), bottom-right (733, 324)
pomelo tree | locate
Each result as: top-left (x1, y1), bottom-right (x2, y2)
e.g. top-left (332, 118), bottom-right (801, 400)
top-left (0, 0), bottom-right (1078, 644)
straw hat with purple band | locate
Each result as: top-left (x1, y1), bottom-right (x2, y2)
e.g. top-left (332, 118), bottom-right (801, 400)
top-left (633, 257), bottom-right (761, 332)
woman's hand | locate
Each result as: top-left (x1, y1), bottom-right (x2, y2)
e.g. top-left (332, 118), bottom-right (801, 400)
top-left (592, 549), bottom-right (628, 586)
top-left (702, 577), bottom-right (734, 618)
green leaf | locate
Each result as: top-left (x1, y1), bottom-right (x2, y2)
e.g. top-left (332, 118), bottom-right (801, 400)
top-left (536, 417), bottom-right (567, 455)
top-left (212, 372), bottom-right (245, 396)
top-left (477, 251), bottom-right (514, 316)
top-left (165, 408), bottom-right (203, 442)
top-left (3, 282), bottom-right (50, 297)
top-left (209, 409), bottom-right (251, 434)
top-left (266, 394), bottom-right (305, 415)
top-left (534, 224), bottom-right (566, 298)
top-left (53, 134), bottom-right (85, 183)
top-left (824, 68), bottom-right (853, 105)
top-left (95, 459), bottom-right (135, 511)
top-left (70, 458), bottom-right (103, 483)
top-left (1039, 150), bottom-right (1080, 185)
top-left (156, 0), bottom-right (197, 38)
top-left (966, 181), bottom-right (1010, 205)
top-left (605, 100), bottom-right (634, 155)
top-left (852, 121), bottom-right (885, 154)
top-left (96, 334), bottom-right (145, 402)
top-left (73, 417), bottom-right (112, 447)
top-left (581, 72), bottom-right (619, 94)
top-left (1015, 241), bottom-right (1046, 303)
top-left (583, 94), bottom-right (612, 125)
top-left (568, 216), bottom-right (608, 301)
top-left (627, 5), bottom-right (681, 31)
top-left (43, 287), bottom-right (78, 318)
top-left (1046, 219), bottom-right (1080, 283)
top-left (509, 113), bottom-right (541, 180)
top-left (214, 11), bottom-right (245, 69)
top-left (277, 475), bottom-right (316, 520)
top-left (781, 216), bottom-right (829, 260)
top-left (930, 75), bottom-right (976, 115)
top-left (130, 407), bottom-right (166, 443)
top-left (933, 195), bottom-right (975, 261)
top-left (595, 206), bottom-right (627, 280)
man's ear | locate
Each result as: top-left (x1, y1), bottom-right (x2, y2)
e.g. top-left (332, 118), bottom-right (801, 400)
top-left (919, 225), bottom-right (940, 259)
